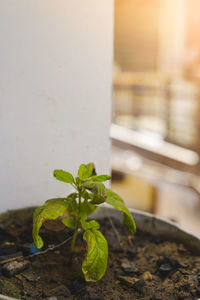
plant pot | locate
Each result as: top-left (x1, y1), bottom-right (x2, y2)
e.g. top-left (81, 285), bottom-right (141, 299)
top-left (94, 205), bottom-right (200, 255)
top-left (0, 206), bottom-right (199, 300)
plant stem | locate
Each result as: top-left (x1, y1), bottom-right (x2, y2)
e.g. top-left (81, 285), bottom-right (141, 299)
top-left (70, 225), bottom-right (78, 253)
top-left (70, 189), bottom-right (82, 254)
top-left (78, 188), bottom-right (81, 208)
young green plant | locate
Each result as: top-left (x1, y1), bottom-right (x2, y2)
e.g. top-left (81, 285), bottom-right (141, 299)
top-left (32, 163), bottom-right (136, 281)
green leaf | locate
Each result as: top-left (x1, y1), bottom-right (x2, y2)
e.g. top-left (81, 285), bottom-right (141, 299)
top-left (45, 193), bottom-right (78, 216)
top-left (80, 219), bottom-right (100, 231)
top-left (82, 228), bottom-right (108, 281)
top-left (105, 189), bottom-right (136, 234)
top-left (64, 193), bottom-right (78, 216)
top-left (81, 190), bottom-right (94, 201)
top-left (78, 164), bottom-right (89, 181)
top-left (78, 163), bottom-right (96, 181)
top-left (79, 200), bottom-right (97, 220)
top-left (53, 169), bottom-right (74, 184)
top-left (32, 198), bottom-right (69, 249)
top-left (62, 217), bottom-right (76, 228)
top-left (75, 176), bottom-right (81, 185)
top-left (83, 182), bottom-right (106, 204)
top-left (86, 162), bottom-right (96, 177)
top-left (90, 175), bottom-right (111, 182)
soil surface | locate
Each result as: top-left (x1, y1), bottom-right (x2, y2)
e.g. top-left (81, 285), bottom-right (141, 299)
top-left (0, 207), bottom-right (199, 300)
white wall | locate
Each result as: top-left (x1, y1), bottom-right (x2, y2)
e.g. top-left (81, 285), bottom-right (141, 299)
top-left (0, 1), bottom-right (113, 212)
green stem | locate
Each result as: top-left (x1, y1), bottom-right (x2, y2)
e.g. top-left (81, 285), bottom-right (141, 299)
top-left (70, 189), bottom-right (82, 254)
top-left (78, 187), bottom-right (82, 208)
top-left (70, 225), bottom-right (79, 253)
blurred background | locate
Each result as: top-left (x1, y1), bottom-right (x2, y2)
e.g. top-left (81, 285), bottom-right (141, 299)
top-left (111, 0), bottom-right (200, 235)
top-left (1, 0), bottom-right (200, 236)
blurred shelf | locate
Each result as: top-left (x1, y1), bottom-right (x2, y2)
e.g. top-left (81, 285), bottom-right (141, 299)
top-left (111, 123), bottom-right (199, 173)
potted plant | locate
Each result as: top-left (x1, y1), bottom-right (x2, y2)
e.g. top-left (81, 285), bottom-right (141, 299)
top-left (0, 163), bottom-right (199, 300)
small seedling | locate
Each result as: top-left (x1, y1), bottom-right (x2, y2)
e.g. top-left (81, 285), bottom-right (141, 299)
top-left (32, 163), bottom-right (136, 281)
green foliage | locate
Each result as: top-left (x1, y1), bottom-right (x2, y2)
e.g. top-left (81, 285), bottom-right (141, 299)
top-left (90, 175), bottom-right (111, 182)
top-left (83, 181), bottom-right (106, 204)
top-left (62, 216), bottom-right (76, 228)
top-left (53, 169), bottom-right (74, 184)
top-left (105, 189), bottom-right (136, 234)
top-left (82, 228), bottom-right (108, 281)
top-left (33, 198), bottom-right (70, 249)
top-left (32, 162), bottom-right (136, 282)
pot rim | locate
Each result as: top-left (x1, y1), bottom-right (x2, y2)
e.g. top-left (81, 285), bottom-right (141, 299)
top-left (93, 204), bottom-right (200, 255)
top-left (0, 205), bottom-right (199, 255)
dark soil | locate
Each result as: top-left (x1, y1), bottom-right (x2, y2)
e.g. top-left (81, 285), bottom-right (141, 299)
top-left (0, 207), bottom-right (199, 300)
